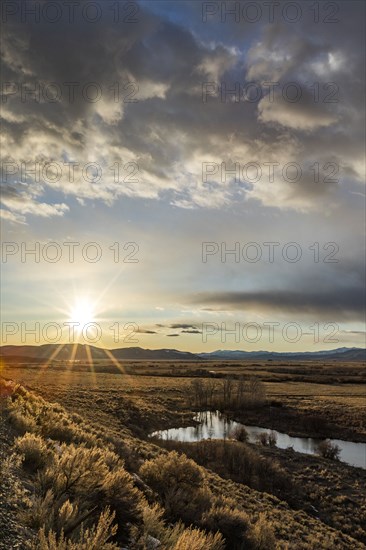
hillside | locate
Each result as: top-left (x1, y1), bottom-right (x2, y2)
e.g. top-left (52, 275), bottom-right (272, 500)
top-left (1, 376), bottom-right (365, 549)
top-left (0, 344), bottom-right (200, 361)
top-left (198, 347), bottom-right (366, 362)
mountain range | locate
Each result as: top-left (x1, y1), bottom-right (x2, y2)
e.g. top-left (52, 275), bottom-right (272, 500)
top-left (198, 347), bottom-right (366, 361)
top-left (1, 344), bottom-right (365, 362)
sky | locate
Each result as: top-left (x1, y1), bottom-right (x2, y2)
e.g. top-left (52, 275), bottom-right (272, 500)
top-left (0, 0), bottom-right (365, 352)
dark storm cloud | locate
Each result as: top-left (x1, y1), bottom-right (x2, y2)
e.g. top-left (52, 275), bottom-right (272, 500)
top-left (153, 323), bottom-right (200, 332)
top-left (170, 323), bottom-right (198, 330)
top-left (181, 329), bottom-right (202, 334)
top-left (166, 333), bottom-right (180, 337)
top-left (1, 185), bottom-right (22, 200)
top-left (190, 286), bottom-right (365, 321)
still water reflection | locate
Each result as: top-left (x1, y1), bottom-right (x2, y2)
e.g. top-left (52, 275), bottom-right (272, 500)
top-left (151, 411), bottom-right (366, 469)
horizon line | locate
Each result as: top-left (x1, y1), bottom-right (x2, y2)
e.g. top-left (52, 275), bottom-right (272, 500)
top-left (0, 343), bottom-right (364, 354)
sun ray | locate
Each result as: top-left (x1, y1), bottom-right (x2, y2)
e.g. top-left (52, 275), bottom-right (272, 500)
top-left (102, 348), bottom-right (133, 388)
top-left (34, 343), bottom-right (67, 384)
top-left (62, 341), bottom-right (81, 387)
top-left (85, 344), bottom-right (97, 389)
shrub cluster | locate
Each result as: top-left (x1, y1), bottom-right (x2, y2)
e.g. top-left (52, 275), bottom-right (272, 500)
top-left (15, 433), bottom-right (143, 545)
top-left (139, 451), bottom-right (276, 549)
top-left (188, 376), bottom-right (267, 410)
top-left (256, 431), bottom-right (277, 447)
top-left (155, 438), bottom-right (292, 499)
top-left (317, 440), bottom-right (341, 460)
top-left (2, 378), bottom-right (277, 549)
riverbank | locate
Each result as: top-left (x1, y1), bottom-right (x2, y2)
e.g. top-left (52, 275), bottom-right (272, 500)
top-left (260, 444), bottom-right (366, 544)
top-left (229, 401), bottom-right (366, 443)
top-left (152, 434), bottom-right (366, 545)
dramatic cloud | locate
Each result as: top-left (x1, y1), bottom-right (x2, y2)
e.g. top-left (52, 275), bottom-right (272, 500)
top-left (1, 1), bottom-right (364, 220)
top-left (170, 323), bottom-right (198, 330)
top-left (190, 286), bottom-right (365, 321)
top-left (1, 1), bottom-right (364, 351)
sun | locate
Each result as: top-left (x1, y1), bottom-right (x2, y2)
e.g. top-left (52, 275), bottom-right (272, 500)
top-left (69, 298), bottom-right (95, 329)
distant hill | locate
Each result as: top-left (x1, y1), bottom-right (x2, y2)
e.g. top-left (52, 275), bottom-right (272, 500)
top-left (0, 344), bottom-right (201, 362)
top-left (198, 347), bottom-right (366, 362)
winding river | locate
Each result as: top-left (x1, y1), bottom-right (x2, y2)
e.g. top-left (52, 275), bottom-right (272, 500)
top-left (151, 411), bottom-right (366, 469)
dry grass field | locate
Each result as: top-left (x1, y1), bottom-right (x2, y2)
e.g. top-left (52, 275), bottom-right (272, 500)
top-left (1, 360), bottom-right (365, 548)
top-left (2, 360), bottom-right (365, 441)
